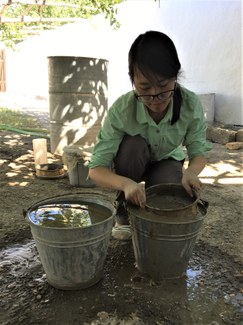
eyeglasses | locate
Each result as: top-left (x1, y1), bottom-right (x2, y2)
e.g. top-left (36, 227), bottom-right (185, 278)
top-left (134, 82), bottom-right (177, 103)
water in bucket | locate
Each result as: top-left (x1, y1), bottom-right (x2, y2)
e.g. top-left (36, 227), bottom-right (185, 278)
top-left (29, 203), bottom-right (109, 228)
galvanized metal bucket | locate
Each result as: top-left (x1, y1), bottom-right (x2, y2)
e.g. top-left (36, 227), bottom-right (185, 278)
top-left (24, 192), bottom-right (115, 290)
top-left (128, 184), bottom-right (208, 280)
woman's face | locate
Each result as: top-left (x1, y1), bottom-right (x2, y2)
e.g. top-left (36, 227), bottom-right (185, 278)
top-left (133, 69), bottom-right (176, 114)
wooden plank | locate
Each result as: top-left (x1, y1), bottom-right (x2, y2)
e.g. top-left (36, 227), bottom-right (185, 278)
top-left (0, 49), bottom-right (7, 92)
top-left (1, 1), bottom-right (81, 23)
top-left (0, 17), bottom-right (84, 23)
top-left (1, 0), bottom-right (79, 8)
top-left (21, 4), bottom-right (34, 17)
top-left (0, 5), bottom-right (7, 17)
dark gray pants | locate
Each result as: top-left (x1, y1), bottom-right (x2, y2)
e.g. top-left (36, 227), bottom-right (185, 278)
top-left (114, 135), bottom-right (183, 202)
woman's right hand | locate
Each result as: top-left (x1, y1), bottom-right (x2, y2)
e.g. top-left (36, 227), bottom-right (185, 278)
top-left (123, 180), bottom-right (146, 208)
top-left (88, 167), bottom-right (146, 208)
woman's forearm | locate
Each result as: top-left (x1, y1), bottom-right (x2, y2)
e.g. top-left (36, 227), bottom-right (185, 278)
top-left (88, 166), bottom-right (131, 192)
top-left (182, 156), bottom-right (207, 195)
top-left (186, 156), bottom-right (207, 175)
top-left (89, 167), bottom-right (146, 206)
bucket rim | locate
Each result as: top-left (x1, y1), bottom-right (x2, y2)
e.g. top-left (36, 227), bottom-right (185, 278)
top-left (128, 206), bottom-right (205, 224)
top-left (144, 183), bottom-right (199, 214)
top-left (24, 192), bottom-right (115, 230)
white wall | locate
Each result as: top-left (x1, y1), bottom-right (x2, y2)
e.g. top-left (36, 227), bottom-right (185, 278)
top-left (5, 0), bottom-right (242, 124)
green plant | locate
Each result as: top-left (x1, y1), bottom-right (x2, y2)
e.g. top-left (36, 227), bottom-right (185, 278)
top-left (0, 107), bottom-right (46, 130)
top-left (0, 0), bottom-right (123, 47)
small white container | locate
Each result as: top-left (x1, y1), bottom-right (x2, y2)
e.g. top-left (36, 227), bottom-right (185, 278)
top-left (32, 138), bottom-right (48, 167)
top-left (62, 145), bottom-right (95, 187)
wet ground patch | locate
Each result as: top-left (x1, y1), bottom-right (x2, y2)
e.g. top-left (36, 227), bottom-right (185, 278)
top-left (0, 238), bottom-right (242, 325)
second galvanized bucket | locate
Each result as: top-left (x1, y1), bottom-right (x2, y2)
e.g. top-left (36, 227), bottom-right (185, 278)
top-left (24, 192), bottom-right (115, 290)
top-left (128, 184), bottom-right (208, 280)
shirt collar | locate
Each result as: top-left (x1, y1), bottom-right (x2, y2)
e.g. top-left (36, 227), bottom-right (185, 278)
top-left (136, 98), bottom-right (173, 124)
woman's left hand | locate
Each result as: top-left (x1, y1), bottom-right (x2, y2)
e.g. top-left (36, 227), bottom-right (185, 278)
top-left (182, 169), bottom-right (202, 197)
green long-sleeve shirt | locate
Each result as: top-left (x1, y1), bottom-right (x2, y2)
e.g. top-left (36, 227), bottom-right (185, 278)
top-left (89, 86), bottom-right (212, 169)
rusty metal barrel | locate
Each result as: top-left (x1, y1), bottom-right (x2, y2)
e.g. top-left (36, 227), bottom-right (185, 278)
top-left (48, 56), bottom-right (108, 154)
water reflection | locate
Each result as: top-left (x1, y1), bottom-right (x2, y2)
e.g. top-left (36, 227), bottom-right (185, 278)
top-left (28, 203), bottom-right (110, 228)
top-left (126, 266), bottom-right (238, 324)
top-left (186, 268), bottom-right (203, 288)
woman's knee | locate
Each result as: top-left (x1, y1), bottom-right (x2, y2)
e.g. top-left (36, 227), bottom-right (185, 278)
top-left (114, 135), bottom-right (150, 180)
top-left (145, 159), bottom-right (183, 187)
top-left (115, 135), bottom-right (150, 161)
top-left (119, 135), bottom-right (149, 156)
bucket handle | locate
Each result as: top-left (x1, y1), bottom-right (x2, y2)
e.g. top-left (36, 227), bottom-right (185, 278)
top-left (197, 199), bottom-right (208, 216)
top-left (192, 189), bottom-right (209, 216)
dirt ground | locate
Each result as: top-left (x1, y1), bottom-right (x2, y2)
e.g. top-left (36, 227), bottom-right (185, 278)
top-left (0, 130), bottom-right (243, 325)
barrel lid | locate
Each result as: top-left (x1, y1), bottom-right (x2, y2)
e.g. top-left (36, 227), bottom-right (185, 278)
top-left (47, 56), bottom-right (108, 62)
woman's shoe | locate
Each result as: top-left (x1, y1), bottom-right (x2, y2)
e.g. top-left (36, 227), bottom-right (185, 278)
top-left (112, 223), bottom-right (132, 241)
top-left (112, 200), bottom-right (131, 240)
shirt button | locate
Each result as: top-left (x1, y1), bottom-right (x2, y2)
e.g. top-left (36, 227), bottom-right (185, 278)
top-left (156, 130), bottom-right (160, 133)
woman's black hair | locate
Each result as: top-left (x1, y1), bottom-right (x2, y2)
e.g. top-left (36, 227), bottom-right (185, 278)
top-left (128, 31), bottom-right (182, 124)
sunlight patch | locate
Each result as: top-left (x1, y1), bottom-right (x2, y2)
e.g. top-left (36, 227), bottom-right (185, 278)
top-left (9, 163), bottom-right (27, 169)
top-left (202, 163), bottom-right (242, 177)
top-left (8, 181), bottom-right (29, 187)
top-left (201, 177), bottom-right (243, 185)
